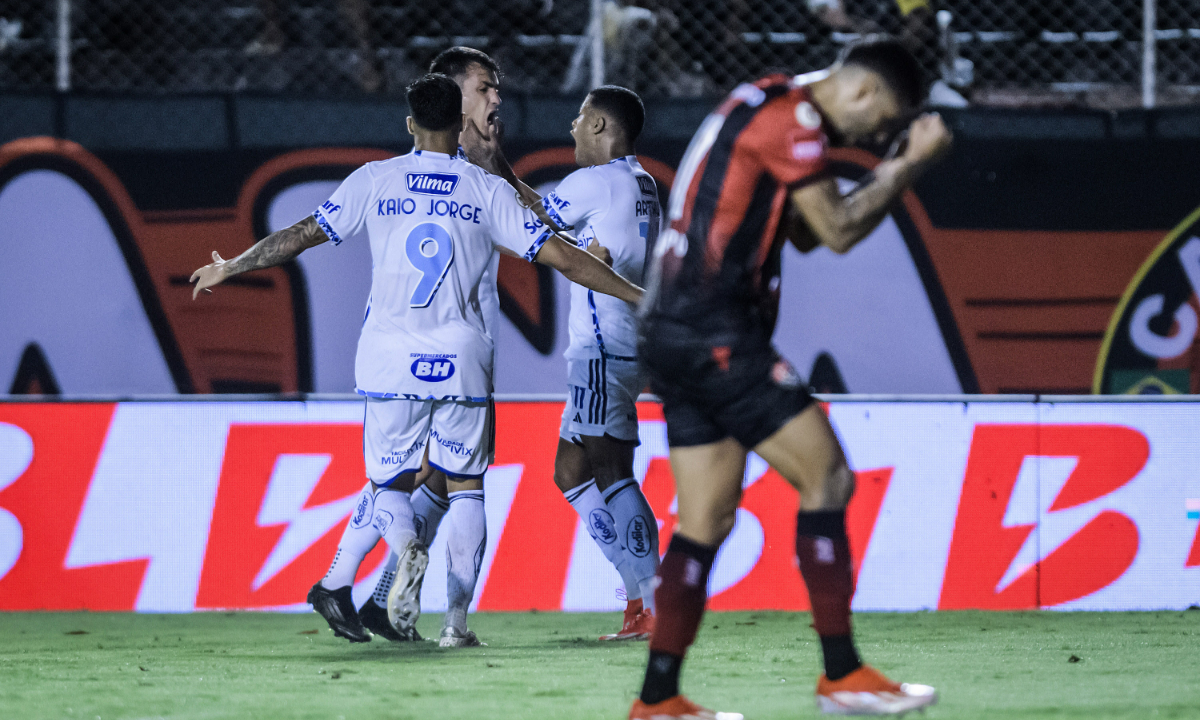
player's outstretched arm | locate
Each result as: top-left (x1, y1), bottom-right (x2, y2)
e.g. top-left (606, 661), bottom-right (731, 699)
top-left (534, 234), bottom-right (643, 305)
top-left (463, 118), bottom-right (566, 232)
top-left (791, 112), bottom-right (952, 254)
top-left (189, 215), bottom-right (328, 299)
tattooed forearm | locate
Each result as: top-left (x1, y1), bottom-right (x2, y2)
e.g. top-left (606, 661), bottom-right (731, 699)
top-left (224, 216), bottom-right (326, 276)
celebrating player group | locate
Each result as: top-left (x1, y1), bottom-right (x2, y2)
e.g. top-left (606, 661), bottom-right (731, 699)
top-left (191, 33), bottom-right (952, 718)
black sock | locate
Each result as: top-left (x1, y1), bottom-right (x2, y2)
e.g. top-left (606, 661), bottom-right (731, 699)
top-left (639, 650), bottom-right (683, 705)
top-left (820, 634), bottom-right (862, 681)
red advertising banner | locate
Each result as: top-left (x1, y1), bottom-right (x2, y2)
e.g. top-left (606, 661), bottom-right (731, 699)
top-left (1, 399), bottom-right (1198, 612)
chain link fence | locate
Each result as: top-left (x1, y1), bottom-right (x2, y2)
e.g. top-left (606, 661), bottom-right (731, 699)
top-left (1, 0), bottom-right (1198, 106)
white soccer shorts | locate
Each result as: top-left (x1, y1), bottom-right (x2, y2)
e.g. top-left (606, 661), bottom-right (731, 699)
top-left (364, 397), bottom-right (494, 485)
top-left (560, 356), bottom-right (645, 444)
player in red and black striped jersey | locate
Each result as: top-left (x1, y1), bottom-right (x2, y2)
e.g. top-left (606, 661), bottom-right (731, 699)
top-left (631, 37), bottom-right (953, 719)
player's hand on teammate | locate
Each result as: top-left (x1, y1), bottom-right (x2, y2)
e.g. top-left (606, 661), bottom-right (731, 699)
top-left (189, 251), bottom-right (230, 299)
top-left (586, 238), bottom-right (613, 266)
top-left (903, 112), bottom-right (953, 165)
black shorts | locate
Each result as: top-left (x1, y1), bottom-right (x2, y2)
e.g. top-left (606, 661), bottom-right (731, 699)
top-left (640, 324), bottom-right (814, 449)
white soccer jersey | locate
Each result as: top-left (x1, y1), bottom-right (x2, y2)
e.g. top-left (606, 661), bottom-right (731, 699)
top-left (541, 156), bottom-right (660, 360)
top-left (312, 149), bottom-right (551, 401)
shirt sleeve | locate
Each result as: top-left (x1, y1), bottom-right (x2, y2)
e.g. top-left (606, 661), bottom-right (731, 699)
top-left (540, 168), bottom-right (608, 233)
top-left (488, 180), bottom-right (554, 261)
top-left (312, 164), bottom-right (374, 245)
top-left (751, 94), bottom-right (830, 188)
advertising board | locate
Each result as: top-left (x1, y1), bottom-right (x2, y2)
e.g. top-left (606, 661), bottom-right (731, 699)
top-left (2, 399), bottom-right (1197, 613)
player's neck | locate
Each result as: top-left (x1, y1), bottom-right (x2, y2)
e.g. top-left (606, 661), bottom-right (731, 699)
top-left (586, 140), bottom-right (633, 168)
top-left (412, 132), bottom-right (459, 157)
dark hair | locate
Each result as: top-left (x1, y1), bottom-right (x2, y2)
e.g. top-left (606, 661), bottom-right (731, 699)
top-left (838, 35), bottom-right (924, 109)
top-left (429, 46), bottom-right (500, 80)
top-left (407, 74), bottom-right (463, 132)
top-left (587, 85), bottom-right (646, 142)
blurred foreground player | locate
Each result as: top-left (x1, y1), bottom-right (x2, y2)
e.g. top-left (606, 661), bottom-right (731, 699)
top-left (190, 74), bottom-right (643, 646)
top-left (631, 37), bottom-right (951, 718)
top-left (541, 86), bottom-right (662, 641)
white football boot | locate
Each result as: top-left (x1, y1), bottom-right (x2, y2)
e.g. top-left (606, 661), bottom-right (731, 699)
top-left (386, 539), bottom-right (429, 638)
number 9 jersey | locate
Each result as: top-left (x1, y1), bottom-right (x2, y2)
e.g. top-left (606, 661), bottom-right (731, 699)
top-left (312, 149), bottom-right (552, 402)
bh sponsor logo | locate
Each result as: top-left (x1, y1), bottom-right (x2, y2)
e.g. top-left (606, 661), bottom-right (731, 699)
top-left (626, 515), bottom-right (652, 558)
top-left (406, 172), bottom-right (459, 196)
top-left (588, 508), bottom-right (618, 545)
top-left (411, 354), bottom-right (456, 382)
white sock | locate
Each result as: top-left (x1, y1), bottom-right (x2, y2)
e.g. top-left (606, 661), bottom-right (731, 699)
top-left (372, 487), bottom-right (419, 555)
top-left (321, 483), bottom-right (383, 589)
top-left (412, 483), bottom-right (450, 546)
top-left (565, 480), bottom-right (641, 600)
top-left (370, 485), bottom-right (448, 608)
top-left (444, 489), bottom-right (486, 633)
top-left (370, 555), bottom-right (397, 608)
top-left (604, 478), bottom-right (660, 613)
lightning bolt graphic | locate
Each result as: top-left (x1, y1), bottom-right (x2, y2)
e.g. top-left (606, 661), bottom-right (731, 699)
top-left (996, 455), bottom-right (1112, 593)
top-left (252, 454), bottom-right (361, 591)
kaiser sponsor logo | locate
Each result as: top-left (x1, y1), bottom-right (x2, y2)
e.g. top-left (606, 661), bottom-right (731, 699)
top-left (626, 515), bottom-right (651, 558)
top-left (350, 490), bottom-right (373, 529)
top-left (588, 508), bottom-right (618, 545)
top-left (406, 172), bottom-right (460, 196)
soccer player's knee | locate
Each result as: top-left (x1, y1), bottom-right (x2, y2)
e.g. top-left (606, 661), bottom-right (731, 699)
top-left (822, 462), bottom-right (855, 509)
top-left (713, 510), bottom-right (737, 545)
top-left (552, 464), bottom-right (577, 493)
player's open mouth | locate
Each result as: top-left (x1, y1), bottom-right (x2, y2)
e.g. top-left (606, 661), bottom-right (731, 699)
top-left (487, 111), bottom-right (498, 126)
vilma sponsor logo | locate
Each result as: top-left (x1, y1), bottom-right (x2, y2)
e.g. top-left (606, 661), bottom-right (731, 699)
top-left (588, 508), bottom-right (618, 545)
top-left (626, 516), bottom-right (651, 558)
top-left (406, 172), bottom-right (460, 196)
top-left (411, 353), bottom-right (456, 382)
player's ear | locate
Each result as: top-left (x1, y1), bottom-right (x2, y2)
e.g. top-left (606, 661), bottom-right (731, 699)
top-left (406, 116), bottom-right (416, 136)
top-left (592, 114), bottom-right (606, 135)
top-left (461, 112), bottom-right (467, 131)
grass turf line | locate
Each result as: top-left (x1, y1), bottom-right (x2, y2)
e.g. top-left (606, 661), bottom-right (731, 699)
top-left (0, 610), bottom-right (1197, 719)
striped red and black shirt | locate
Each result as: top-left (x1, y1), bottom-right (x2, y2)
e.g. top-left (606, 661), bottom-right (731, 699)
top-left (645, 74), bottom-right (829, 343)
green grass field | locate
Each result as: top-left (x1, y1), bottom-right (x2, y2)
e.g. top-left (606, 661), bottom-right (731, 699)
top-left (1, 610), bottom-right (1197, 719)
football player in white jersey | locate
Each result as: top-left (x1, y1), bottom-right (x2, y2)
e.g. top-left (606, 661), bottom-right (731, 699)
top-left (189, 74), bottom-right (643, 646)
top-left (540, 86), bottom-right (664, 641)
top-left (360, 47), bottom-right (586, 639)
top-left (361, 46), bottom-right (505, 641)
